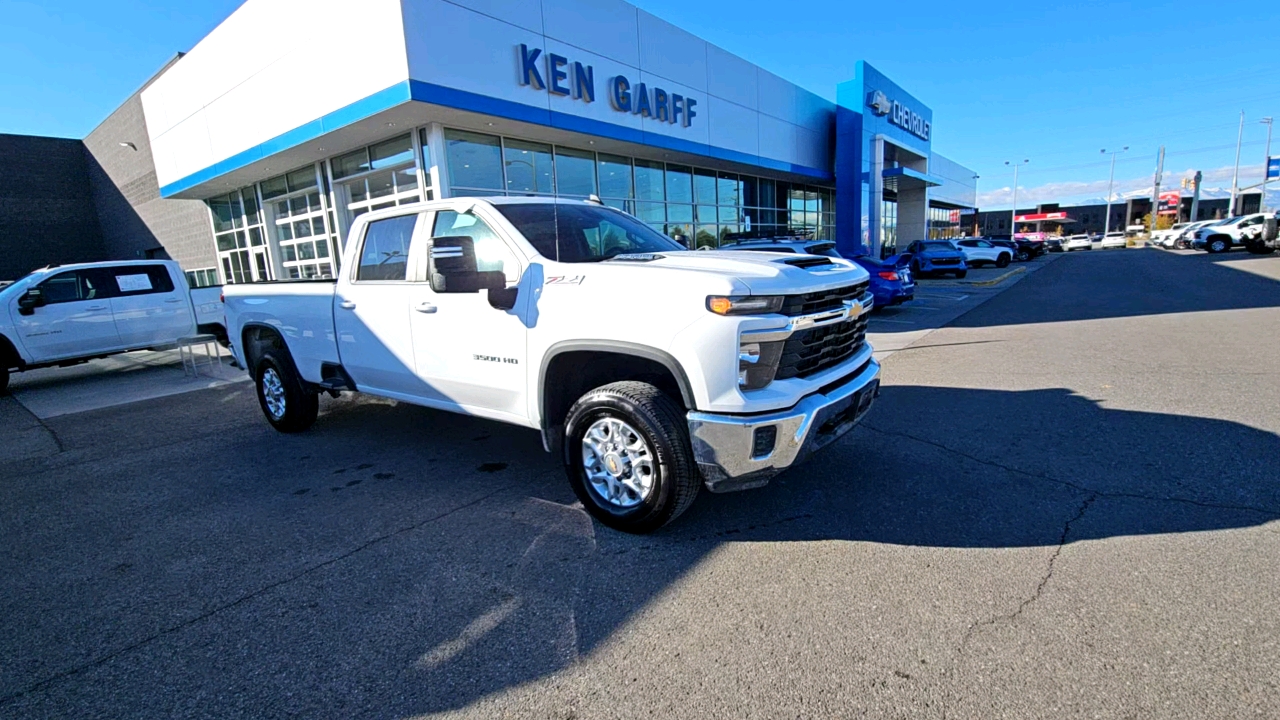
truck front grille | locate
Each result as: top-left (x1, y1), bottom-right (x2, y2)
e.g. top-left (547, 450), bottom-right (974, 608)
top-left (930, 257), bottom-right (960, 265)
top-left (775, 315), bottom-right (870, 380)
top-left (780, 281), bottom-right (869, 317)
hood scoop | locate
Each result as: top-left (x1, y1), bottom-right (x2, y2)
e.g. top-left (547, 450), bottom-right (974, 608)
top-left (781, 256), bottom-right (835, 269)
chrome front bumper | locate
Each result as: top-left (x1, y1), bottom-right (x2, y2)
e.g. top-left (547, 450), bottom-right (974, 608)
top-left (686, 356), bottom-right (881, 493)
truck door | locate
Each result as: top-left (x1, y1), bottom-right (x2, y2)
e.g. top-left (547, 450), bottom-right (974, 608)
top-left (333, 212), bottom-right (435, 399)
top-left (12, 268), bottom-right (122, 362)
top-left (107, 265), bottom-right (194, 347)
top-left (407, 208), bottom-right (528, 419)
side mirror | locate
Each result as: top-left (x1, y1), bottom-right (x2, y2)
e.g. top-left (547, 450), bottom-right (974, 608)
top-left (429, 236), bottom-right (506, 293)
top-left (17, 288), bottom-right (44, 316)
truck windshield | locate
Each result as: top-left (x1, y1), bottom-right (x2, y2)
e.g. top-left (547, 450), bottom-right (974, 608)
top-left (494, 203), bottom-right (685, 263)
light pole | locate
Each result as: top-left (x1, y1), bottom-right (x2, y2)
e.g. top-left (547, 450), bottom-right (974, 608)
top-left (1005, 160), bottom-right (1028, 237)
top-left (1101, 147), bottom-right (1129, 237)
top-left (1262, 117), bottom-right (1273, 212)
top-left (1229, 111), bottom-right (1245, 215)
top-left (972, 174), bottom-right (980, 235)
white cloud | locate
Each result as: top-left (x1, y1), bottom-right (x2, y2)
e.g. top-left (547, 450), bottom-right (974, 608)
top-left (978, 162), bottom-right (1270, 208)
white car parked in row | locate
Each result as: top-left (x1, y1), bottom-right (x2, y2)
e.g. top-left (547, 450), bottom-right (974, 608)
top-left (1063, 235), bottom-right (1093, 251)
top-left (953, 238), bottom-right (1013, 268)
top-left (0, 260), bottom-right (225, 393)
top-left (1100, 232), bottom-right (1127, 249)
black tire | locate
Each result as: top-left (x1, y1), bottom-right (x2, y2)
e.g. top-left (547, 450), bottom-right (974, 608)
top-left (996, 253), bottom-right (1011, 268)
top-left (1207, 237), bottom-right (1229, 254)
top-left (955, 270), bottom-right (968, 279)
top-left (563, 381), bottom-right (699, 534)
top-left (1245, 240), bottom-right (1274, 255)
top-left (911, 259), bottom-right (924, 277)
top-left (255, 349), bottom-right (318, 433)
top-left (0, 366), bottom-right (9, 395)
top-left (1015, 249), bottom-right (1030, 262)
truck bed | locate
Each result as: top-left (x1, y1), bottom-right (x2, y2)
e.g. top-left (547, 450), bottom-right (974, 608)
top-left (222, 280), bottom-right (340, 380)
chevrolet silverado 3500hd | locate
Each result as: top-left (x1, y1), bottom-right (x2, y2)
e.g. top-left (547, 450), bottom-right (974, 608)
top-left (223, 197), bottom-right (880, 532)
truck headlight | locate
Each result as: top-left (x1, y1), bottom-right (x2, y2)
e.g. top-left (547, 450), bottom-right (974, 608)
top-left (707, 295), bottom-right (784, 315)
top-left (739, 341), bottom-right (784, 390)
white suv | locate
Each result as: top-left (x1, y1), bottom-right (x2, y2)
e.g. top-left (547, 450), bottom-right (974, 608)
top-left (954, 239), bottom-right (1013, 268)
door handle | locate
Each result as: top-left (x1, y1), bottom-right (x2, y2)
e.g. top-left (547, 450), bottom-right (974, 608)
top-left (86, 305), bottom-right (108, 311)
top-left (164, 298), bottom-right (183, 303)
top-left (339, 301), bottom-right (356, 310)
top-left (415, 302), bottom-right (438, 314)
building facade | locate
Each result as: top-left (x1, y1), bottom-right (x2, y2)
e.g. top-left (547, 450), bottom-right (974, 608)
top-left (1, 0), bottom-right (977, 281)
top-left (975, 193), bottom-right (1262, 238)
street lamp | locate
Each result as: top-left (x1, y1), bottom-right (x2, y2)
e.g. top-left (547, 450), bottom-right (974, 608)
top-left (1262, 117), bottom-right (1274, 212)
top-left (1005, 160), bottom-right (1028, 237)
top-left (1101, 147), bottom-right (1129, 237)
top-left (972, 174), bottom-right (980, 236)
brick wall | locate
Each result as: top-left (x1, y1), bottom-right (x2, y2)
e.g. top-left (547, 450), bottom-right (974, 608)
top-left (0, 133), bottom-right (107, 280)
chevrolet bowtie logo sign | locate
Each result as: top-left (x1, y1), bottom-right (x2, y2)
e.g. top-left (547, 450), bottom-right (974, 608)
top-left (867, 90), bottom-right (891, 116)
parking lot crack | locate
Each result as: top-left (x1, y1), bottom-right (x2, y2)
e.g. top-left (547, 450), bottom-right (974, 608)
top-left (0, 481), bottom-right (518, 707)
top-left (940, 493), bottom-right (1097, 720)
top-left (859, 423), bottom-right (1280, 518)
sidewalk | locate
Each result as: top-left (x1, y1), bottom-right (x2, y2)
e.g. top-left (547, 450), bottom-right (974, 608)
top-left (8, 345), bottom-right (249, 420)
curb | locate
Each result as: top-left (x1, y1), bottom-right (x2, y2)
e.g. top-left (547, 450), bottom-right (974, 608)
top-left (960, 265), bottom-right (1026, 286)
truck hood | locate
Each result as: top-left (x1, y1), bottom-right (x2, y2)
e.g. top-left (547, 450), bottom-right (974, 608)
top-left (604, 250), bottom-right (870, 295)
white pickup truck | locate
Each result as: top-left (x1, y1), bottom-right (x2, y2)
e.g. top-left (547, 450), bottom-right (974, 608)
top-left (1, 260), bottom-right (225, 392)
top-left (223, 197), bottom-right (880, 533)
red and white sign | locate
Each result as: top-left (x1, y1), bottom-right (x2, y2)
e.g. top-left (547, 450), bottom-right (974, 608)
top-left (949, 210), bottom-right (960, 224)
top-left (1158, 191), bottom-right (1180, 215)
top-left (1014, 212), bottom-right (1068, 222)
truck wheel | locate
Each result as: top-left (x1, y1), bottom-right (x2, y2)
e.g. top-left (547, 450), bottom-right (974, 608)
top-left (1016, 249), bottom-right (1030, 262)
top-left (1246, 241), bottom-right (1275, 255)
top-left (563, 381), bottom-right (699, 534)
top-left (996, 253), bottom-right (1011, 268)
top-left (1207, 237), bottom-right (1229, 254)
top-left (255, 350), bottom-right (318, 433)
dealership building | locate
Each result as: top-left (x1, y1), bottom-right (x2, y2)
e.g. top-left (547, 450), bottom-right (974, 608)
top-left (2, 0), bottom-right (976, 284)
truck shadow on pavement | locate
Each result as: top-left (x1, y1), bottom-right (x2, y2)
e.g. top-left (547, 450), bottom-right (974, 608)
top-left (4, 382), bottom-right (1279, 717)
top-left (329, 383), bottom-right (1280, 716)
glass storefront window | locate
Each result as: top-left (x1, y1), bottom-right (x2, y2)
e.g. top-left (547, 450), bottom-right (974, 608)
top-left (332, 148), bottom-right (371, 179)
top-left (446, 130), bottom-right (504, 190)
top-left (665, 165), bottom-right (692, 203)
top-left (693, 169), bottom-right (717, 204)
top-left (369, 134), bottom-right (413, 170)
top-left (504, 139), bottom-right (554, 195)
top-left (554, 147), bottom-right (596, 197)
top-left (429, 125), bottom-right (834, 249)
top-left (634, 160), bottom-right (665, 202)
top-left (717, 172), bottom-right (741, 208)
top-left (597, 154), bottom-right (633, 199)
top-left (208, 187), bottom-right (272, 284)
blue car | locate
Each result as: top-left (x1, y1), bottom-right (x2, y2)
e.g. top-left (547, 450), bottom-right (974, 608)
top-left (849, 253), bottom-right (915, 307)
top-left (905, 240), bottom-right (968, 278)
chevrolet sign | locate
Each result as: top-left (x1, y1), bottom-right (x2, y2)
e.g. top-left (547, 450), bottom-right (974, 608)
top-left (868, 89), bottom-right (931, 142)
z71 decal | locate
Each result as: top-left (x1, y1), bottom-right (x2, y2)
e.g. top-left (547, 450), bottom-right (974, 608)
top-left (545, 275), bottom-right (586, 286)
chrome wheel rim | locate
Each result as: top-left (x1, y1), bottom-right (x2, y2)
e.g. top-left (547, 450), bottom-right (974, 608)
top-left (581, 417), bottom-right (655, 509)
top-left (261, 368), bottom-right (287, 420)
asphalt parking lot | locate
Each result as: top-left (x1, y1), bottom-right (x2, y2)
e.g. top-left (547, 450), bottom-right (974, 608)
top-left (3, 247), bottom-right (1279, 719)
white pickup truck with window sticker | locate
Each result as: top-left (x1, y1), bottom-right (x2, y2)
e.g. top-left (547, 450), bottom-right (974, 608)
top-left (223, 197), bottom-right (881, 533)
top-left (0, 260), bottom-right (225, 393)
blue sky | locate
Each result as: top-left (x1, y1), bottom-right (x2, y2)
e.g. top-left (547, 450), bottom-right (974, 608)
top-left (2, 0), bottom-right (1277, 209)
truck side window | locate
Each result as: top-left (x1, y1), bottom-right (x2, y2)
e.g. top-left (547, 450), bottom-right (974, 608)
top-left (38, 270), bottom-right (114, 304)
top-left (356, 215), bottom-right (417, 281)
top-left (434, 211), bottom-right (519, 283)
top-left (112, 265), bottom-right (174, 296)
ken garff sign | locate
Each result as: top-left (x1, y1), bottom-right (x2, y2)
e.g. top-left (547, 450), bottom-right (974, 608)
top-left (867, 89), bottom-right (930, 142)
top-left (518, 45), bottom-right (697, 128)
